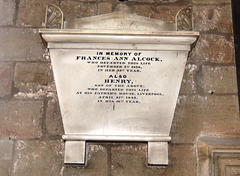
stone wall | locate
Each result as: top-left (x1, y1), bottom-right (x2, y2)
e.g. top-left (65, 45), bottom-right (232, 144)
top-left (0, 0), bottom-right (238, 175)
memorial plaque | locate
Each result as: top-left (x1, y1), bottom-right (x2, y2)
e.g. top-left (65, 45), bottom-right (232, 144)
top-left (40, 10), bottom-right (199, 165)
top-left (50, 49), bottom-right (187, 136)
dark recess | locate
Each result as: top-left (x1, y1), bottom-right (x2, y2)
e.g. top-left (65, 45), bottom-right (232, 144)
top-left (231, 0), bottom-right (240, 108)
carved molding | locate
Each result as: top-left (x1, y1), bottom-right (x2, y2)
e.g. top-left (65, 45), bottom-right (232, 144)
top-left (176, 6), bottom-right (193, 31)
top-left (197, 137), bottom-right (240, 176)
top-left (212, 149), bottom-right (240, 176)
top-left (44, 4), bottom-right (64, 29)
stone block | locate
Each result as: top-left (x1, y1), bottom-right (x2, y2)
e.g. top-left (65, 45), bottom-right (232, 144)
top-left (193, 5), bottom-right (233, 33)
top-left (166, 144), bottom-right (196, 176)
top-left (63, 144), bottom-right (108, 176)
top-left (17, 0), bottom-right (60, 27)
top-left (111, 143), bottom-right (147, 176)
top-left (202, 66), bottom-right (238, 94)
top-left (180, 64), bottom-right (199, 94)
top-left (46, 97), bottom-right (64, 136)
top-left (14, 62), bottom-right (53, 93)
top-left (12, 140), bottom-right (64, 176)
top-left (189, 34), bottom-right (234, 64)
top-left (0, 0), bottom-right (15, 26)
top-left (114, 3), bottom-right (131, 13)
top-left (193, 0), bottom-right (230, 4)
top-left (133, 5), bottom-right (183, 23)
top-left (0, 28), bottom-right (44, 61)
top-left (60, 1), bottom-right (97, 21)
top-left (98, 2), bottom-right (112, 15)
top-left (171, 95), bottom-right (240, 144)
top-left (0, 100), bottom-right (43, 138)
top-left (136, 0), bottom-right (155, 2)
top-left (114, 0), bottom-right (180, 3)
top-left (0, 139), bottom-right (13, 176)
top-left (111, 143), bottom-right (196, 176)
top-left (0, 62), bottom-right (13, 97)
top-left (136, 0), bottom-right (179, 2)
top-left (63, 0), bottom-right (97, 1)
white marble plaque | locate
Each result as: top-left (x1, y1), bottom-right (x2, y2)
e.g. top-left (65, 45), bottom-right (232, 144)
top-left (40, 11), bottom-right (199, 165)
top-left (50, 49), bottom-right (187, 136)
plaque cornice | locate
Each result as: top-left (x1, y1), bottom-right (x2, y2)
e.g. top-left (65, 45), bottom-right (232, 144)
top-left (39, 29), bottom-right (199, 36)
top-left (39, 30), bottom-right (199, 46)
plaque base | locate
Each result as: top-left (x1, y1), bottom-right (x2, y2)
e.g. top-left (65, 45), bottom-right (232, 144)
top-left (63, 135), bottom-right (170, 165)
top-left (64, 141), bottom-right (86, 164)
top-left (148, 142), bottom-right (168, 165)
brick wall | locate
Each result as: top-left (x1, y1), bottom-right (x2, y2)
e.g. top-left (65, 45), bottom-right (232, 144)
top-left (0, 0), bottom-right (238, 175)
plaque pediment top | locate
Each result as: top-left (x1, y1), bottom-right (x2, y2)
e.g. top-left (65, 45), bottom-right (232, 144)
top-left (40, 10), bottom-right (199, 45)
top-left (64, 12), bottom-right (176, 31)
